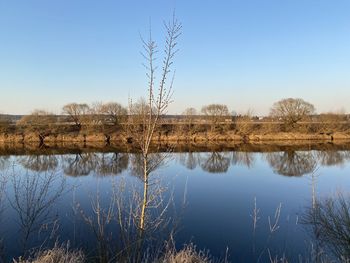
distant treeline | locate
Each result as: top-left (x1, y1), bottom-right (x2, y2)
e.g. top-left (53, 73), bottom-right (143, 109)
top-left (1, 98), bottom-right (350, 139)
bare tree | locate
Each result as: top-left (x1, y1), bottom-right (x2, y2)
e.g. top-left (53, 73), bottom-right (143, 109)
top-left (127, 15), bottom-right (181, 234)
top-left (86, 101), bottom-right (104, 125)
top-left (318, 109), bottom-right (347, 133)
top-left (0, 171), bottom-right (7, 262)
top-left (302, 192), bottom-right (350, 261)
top-left (100, 102), bottom-right (128, 126)
top-left (201, 104), bottom-right (229, 131)
top-left (74, 181), bottom-right (115, 262)
top-left (17, 110), bottom-right (57, 143)
top-left (72, 15), bottom-right (182, 262)
top-left (183, 107), bottom-right (197, 116)
top-left (270, 98), bottom-right (315, 130)
top-left (17, 110), bottom-right (56, 126)
top-left (235, 109), bottom-right (255, 136)
top-left (0, 171), bottom-right (7, 214)
top-left (10, 170), bottom-right (65, 253)
top-left (62, 103), bottom-right (90, 128)
top-left (182, 107), bottom-right (197, 133)
top-left (0, 114), bottom-right (11, 130)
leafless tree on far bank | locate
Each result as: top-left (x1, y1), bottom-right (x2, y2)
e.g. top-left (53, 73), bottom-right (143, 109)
top-left (182, 107), bottom-right (197, 133)
top-left (270, 98), bottom-right (315, 131)
top-left (17, 110), bottom-right (57, 143)
top-left (201, 104), bottom-right (229, 131)
top-left (62, 103), bottom-right (90, 128)
top-left (17, 110), bottom-right (56, 126)
top-left (235, 109), bottom-right (255, 136)
top-left (99, 102), bottom-right (128, 126)
top-left (0, 114), bottom-right (11, 129)
top-left (318, 108), bottom-right (348, 133)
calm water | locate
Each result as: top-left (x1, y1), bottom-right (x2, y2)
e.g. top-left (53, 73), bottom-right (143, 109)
top-left (0, 144), bottom-right (350, 262)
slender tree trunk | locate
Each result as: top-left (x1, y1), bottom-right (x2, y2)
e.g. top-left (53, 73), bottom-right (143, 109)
top-left (140, 155), bottom-right (149, 231)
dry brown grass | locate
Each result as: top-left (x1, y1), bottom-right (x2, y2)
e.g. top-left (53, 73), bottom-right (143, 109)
top-left (14, 244), bottom-right (85, 263)
top-left (14, 243), bottom-right (217, 263)
top-left (159, 244), bottom-right (213, 263)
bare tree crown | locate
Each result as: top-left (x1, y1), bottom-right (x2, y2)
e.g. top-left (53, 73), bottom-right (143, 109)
top-left (270, 98), bottom-right (315, 128)
top-left (17, 109), bottom-right (55, 126)
top-left (201, 104), bottom-right (229, 116)
top-left (129, 14), bottom-right (182, 155)
top-left (62, 103), bottom-right (90, 127)
top-left (183, 107), bottom-right (197, 116)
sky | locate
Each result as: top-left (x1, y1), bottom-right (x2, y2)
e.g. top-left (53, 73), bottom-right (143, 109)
top-left (0, 0), bottom-right (349, 115)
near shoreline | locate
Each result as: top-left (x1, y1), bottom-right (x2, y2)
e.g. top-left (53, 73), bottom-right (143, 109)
top-left (1, 130), bottom-right (350, 144)
top-left (1, 137), bottom-right (350, 156)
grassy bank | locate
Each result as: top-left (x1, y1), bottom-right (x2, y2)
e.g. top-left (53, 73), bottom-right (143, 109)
top-left (1, 122), bottom-right (350, 144)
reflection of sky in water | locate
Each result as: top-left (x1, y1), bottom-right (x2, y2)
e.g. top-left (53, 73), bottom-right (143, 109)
top-left (0, 150), bottom-right (349, 261)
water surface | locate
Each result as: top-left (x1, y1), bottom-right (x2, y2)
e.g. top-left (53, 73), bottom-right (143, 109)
top-left (0, 143), bottom-right (349, 261)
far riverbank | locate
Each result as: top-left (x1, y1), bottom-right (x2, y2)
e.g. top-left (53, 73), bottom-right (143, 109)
top-left (1, 129), bottom-right (350, 144)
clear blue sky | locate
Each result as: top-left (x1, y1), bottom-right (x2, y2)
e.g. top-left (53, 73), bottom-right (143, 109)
top-left (0, 0), bottom-right (349, 115)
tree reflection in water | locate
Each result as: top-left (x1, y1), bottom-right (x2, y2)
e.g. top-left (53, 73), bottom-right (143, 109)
top-left (266, 151), bottom-right (317, 176)
top-left (129, 153), bottom-right (167, 179)
top-left (231, 151), bottom-right (255, 168)
top-left (18, 155), bottom-right (58, 172)
top-left (0, 156), bottom-right (10, 171)
top-left (62, 153), bottom-right (97, 176)
top-left (95, 153), bottom-right (129, 176)
top-left (200, 152), bottom-right (231, 173)
top-left (62, 153), bottom-right (130, 177)
top-left (178, 152), bottom-right (199, 170)
top-left (178, 151), bottom-right (256, 172)
top-left (315, 151), bottom-right (350, 167)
